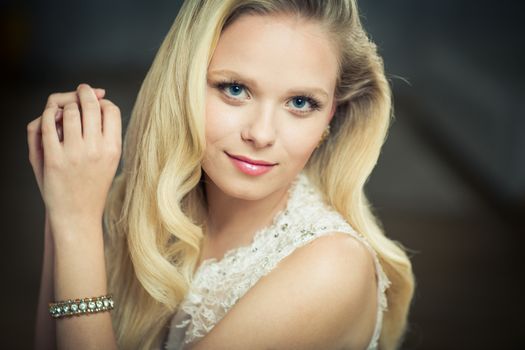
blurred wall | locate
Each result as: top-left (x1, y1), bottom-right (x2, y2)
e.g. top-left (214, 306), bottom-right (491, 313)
top-left (5, 0), bottom-right (523, 209)
top-left (362, 0), bottom-right (525, 211)
top-left (3, 0), bottom-right (183, 73)
top-left (1, 0), bottom-right (523, 349)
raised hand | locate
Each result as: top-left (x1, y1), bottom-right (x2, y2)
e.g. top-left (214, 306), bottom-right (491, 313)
top-left (27, 84), bottom-right (122, 235)
top-left (27, 87), bottom-right (106, 197)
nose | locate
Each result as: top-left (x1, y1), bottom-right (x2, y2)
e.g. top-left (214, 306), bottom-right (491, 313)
top-left (241, 102), bottom-right (277, 148)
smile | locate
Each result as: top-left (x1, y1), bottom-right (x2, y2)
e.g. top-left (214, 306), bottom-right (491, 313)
top-left (226, 152), bottom-right (277, 176)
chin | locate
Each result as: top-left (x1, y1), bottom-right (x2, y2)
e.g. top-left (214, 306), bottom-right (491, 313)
top-left (203, 163), bottom-right (277, 200)
top-left (219, 176), bottom-right (274, 201)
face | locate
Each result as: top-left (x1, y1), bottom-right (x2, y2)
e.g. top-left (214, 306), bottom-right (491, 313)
top-left (202, 13), bottom-right (339, 200)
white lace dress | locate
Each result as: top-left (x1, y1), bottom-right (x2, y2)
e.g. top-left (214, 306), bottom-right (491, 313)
top-left (161, 171), bottom-right (391, 349)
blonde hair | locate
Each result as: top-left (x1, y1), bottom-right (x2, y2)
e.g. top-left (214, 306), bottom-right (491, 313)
top-left (104, 0), bottom-right (415, 349)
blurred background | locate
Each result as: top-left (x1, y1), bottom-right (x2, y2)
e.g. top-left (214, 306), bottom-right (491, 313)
top-left (1, 0), bottom-right (524, 348)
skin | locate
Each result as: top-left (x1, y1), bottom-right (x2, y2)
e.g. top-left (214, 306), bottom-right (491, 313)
top-left (201, 13), bottom-right (338, 263)
top-left (28, 12), bottom-right (378, 350)
top-left (192, 14), bottom-right (378, 350)
top-left (28, 85), bottom-right (120, 349)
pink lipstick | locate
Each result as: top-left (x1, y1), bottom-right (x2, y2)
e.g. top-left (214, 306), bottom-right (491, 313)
top-left (226, 152), bottom-right (277, 176)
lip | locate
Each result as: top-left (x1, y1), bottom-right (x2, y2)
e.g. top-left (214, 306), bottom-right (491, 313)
top-left (226, 152), bottom-right (277, 166)
top-left (226, 152), bottom-right (277, 176)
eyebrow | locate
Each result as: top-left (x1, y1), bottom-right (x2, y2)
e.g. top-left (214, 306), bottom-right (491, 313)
top-left (207, 69), bottom-right (330, 99)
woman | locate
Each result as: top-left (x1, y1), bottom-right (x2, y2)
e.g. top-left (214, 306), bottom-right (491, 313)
top-left (29, 0), bottom-right (415, 349)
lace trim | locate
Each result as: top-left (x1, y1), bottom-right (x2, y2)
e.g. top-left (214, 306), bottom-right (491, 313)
top-left (194, 173), bottom-right (303, 272)
top-left (165, 172), bottom-right (391, 350)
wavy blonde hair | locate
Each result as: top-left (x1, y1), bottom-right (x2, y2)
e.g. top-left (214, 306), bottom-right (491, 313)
top-left (104, 0), bottom-right (415, 349)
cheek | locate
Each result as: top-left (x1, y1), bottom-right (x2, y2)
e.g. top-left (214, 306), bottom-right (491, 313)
top-left (280, 125), bottom-right (320, 163)
top-left (205, 95), bottom-right (239, 144)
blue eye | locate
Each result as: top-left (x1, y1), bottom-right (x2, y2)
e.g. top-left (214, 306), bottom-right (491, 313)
top-left (227, 84), bottom-right (243, 96)
top-left (292, 97), bottom-right (307, 109)
top-left (289, 96), bottom-right (321, 114)
top-left (215, 80), bottom-right (248, 99)
top-left (214, 80), bottom-right (322, 114)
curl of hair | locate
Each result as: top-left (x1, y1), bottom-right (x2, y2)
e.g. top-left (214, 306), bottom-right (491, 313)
top-left (104, 0), bottom-right (415, 349)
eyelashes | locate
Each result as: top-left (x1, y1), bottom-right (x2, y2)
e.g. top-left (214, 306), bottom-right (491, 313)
top-left (212, 79), bottom-right (324, 114)
top-left (214, 79), bottom-right (248, 99)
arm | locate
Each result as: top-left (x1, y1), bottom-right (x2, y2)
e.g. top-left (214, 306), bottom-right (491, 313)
top-left (28, 84), bottom-right (121, 349)
top-left (51, 217), bottom-right (116, 350)
top-left (190, 232), bottom-right (378, 350)
top-left (34, 214), bottom-right (116, 350)
top-left (34, 213), bottom-right (56, 350)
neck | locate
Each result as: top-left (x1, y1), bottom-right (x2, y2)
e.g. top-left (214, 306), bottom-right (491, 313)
top-left (203, 174), bottom-right (292, 241)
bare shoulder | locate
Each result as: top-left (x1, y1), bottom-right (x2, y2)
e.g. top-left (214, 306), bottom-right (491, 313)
top-left (190, 232), bottom-right (379, 350)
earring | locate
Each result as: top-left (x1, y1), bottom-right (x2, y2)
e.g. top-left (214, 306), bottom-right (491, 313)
top-left (316, 125), bottom-right (330, 149)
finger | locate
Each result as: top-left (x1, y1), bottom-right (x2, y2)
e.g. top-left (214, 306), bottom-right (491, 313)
top-left (41, 103), bottom-right (62, 158)
top-left (27, 116), bottom-right (44, 188)
top-left (62, 103), bottom-right (82, 147)
top-left (55, 108), bottom-right (64, 142)
top-left (77, 84), bottom-right (102, 139)
top-left (95, 89), bottom-right (106, 99)
top-left (55, 108), bottom-right (63, 122)
top-left (27, 116), bottom-right (42, 152)
top-left (46, 88), bottom-right (106, 109)
top-left (38, 108), bottom-right (63, 139)
top-left (99, 99), bottom-right (122, 145)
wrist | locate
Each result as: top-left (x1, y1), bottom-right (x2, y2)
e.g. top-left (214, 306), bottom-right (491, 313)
top-left (46, 206), bottom-right (103, 226)
top-left (44, 212), bottom-right (54, 242)
top-left (48, 213), bottom-right (102, 234)
top-left (52, 228), bottom-right (109, 303)
top-left (49, 216), bottom-right (104, 248)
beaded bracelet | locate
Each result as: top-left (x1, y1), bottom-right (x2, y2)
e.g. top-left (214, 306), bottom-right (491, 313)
top-left (48, 294), bottom-right (114, 319)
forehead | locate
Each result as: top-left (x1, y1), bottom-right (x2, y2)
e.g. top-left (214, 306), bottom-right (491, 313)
top-left (208, 13), bottom-right (339, 94)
